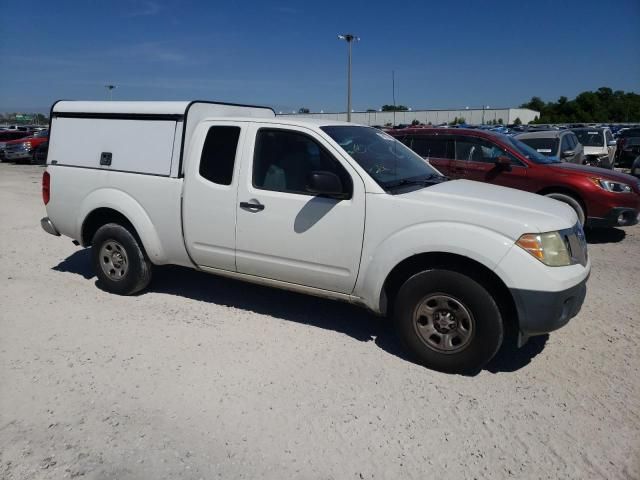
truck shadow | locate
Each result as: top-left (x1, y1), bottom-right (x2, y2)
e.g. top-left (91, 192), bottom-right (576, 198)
top-left (53, 249), bottom-right (548, 375)
top-left (585, 227), bottom-right (626, 244)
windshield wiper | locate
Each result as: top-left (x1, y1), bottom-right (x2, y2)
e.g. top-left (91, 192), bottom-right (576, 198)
top-left (384, 174), bottom-right (446, 191)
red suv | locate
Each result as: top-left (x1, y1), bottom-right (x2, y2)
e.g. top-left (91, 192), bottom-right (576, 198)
top-left (388, 128), bottom-right (640, 228)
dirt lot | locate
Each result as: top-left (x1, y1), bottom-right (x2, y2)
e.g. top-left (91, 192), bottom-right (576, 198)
top-left (0, 163), bottom-right (638, 479)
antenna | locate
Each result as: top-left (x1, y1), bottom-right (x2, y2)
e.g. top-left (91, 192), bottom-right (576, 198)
top-left (105, 84), bottom-right (117, 101)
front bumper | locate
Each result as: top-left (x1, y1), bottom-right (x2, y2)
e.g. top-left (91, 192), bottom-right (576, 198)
top-left (587, 207), bottom-right (639, 228)
top-left (584, 154), bottom-right (612, 169)
top-left (511, 275), bottom-right (588, 339)
top-left (4, 149), bottom-right (32, 161)
top-left (41, 217), bottom-right (60, 236)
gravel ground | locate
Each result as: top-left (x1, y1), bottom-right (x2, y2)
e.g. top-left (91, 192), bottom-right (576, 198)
top-left (1, 163), bottom-right (638, 480)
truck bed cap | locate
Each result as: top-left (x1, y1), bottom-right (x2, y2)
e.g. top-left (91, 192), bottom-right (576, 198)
top-left (51, 100), bottom-right (276, 119)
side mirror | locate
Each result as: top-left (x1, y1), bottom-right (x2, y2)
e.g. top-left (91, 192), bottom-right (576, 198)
top-left (561, 149), bottom-right (575, 158)
top-left (608, 140), bottom-right (617, 147)
top-left (306, 171), bottom-right (346, 198)
top-left (495, 156), bottom-right (512, 170)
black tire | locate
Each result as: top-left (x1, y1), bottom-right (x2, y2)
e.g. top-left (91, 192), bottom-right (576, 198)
top-left (92, 223), bottom-right (152, 295)
top-left (544, 192), bottom-right (585, 225)
top-left (394, 270), bottom-right (503, 373)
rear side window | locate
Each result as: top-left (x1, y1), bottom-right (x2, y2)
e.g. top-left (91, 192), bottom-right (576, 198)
top-left (569, 133), bottom-right (579, 148)
top-left (410, 136), bottom-right (452, 158)
top-left (561, 135), bottom-right (572, 152)
top-left (199, 126), bottom-right (241, 185)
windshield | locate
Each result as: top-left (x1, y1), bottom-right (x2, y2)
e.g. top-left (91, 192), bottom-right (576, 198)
top-left (573, 130), bottom-right (603, 147)
top-left (320, 126), bottom-right (442, 189)
top-left (33, 130), bottom-right (49, 138)
top-left (506, 136), bottom-right (561, 164)
top-left (517, 137), bottom-right (558, 156)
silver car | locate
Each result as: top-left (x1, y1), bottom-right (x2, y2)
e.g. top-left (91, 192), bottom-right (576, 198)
top-left (570, 127), bottom-right (616, 169)
top-left (515, 130), bottom-right (585, 165)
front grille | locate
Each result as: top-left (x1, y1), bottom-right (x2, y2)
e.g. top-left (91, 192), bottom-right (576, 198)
top-left (5, 143), bottom-right (29, 153)
top-left (562, 223), bottom-right (588, 267)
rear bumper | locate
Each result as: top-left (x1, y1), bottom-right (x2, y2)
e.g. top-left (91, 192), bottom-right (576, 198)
top-left (511, 275), bottom-right (588, 339)
top-left (587, 207), bottom-right (639, 228)
top-left (41, 217), bottom-right (60, 236)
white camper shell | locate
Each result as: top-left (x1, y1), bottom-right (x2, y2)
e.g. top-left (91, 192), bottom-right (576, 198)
top-left (49, 101), bottom-right (275, 177)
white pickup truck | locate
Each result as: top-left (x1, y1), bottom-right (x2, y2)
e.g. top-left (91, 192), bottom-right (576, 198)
top-left (41, 101), bottom-right (590, 373)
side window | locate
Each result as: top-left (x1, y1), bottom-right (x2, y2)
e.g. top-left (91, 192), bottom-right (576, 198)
top-left (199, 126), bottom-right (241, 185)
top-left (396, 135), bottom-right (411, 148)
top-left (561, 135), bottom-right (572, 153)
top-left (455, 137), bottom-right (508, 164)
top-left (411, 137), bottom-right (451, 158)
top-left (253, 129), bottom-right (352, 197)
top-left (605, 130), bottom-right (613, 143)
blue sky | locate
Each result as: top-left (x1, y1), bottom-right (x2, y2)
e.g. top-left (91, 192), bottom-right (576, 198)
top-left (1, 0), bottom-right (639, 113)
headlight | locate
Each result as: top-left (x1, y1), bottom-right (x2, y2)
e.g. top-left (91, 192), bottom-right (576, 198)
top-left (516, 231), bottom-right (572, 266)
top-left (23, 142), bottom-right (32, 149)
top-left (589, 177), bottom-right (632, 193)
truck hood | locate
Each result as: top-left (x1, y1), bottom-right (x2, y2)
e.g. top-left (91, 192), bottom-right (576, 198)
top-left (398, 179), bottom-right (577, 239)
top-left (546, 161), bottom-right (638, 184)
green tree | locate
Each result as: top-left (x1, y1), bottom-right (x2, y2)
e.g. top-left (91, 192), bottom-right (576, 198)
top-left (411, 119), bottom-right (420, 126)
top-left (520, 88), bottom-right (640, 123)
top-left (498, 118), bottom-right (503, 124)
top-left (513, 117), bottom-right (522, 126)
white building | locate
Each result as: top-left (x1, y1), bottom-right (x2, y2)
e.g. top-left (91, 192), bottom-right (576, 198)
top-left (281, 107), bottom-right (539, 126)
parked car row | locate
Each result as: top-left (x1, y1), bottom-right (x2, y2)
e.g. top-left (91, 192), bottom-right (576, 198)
top-left (0, 128), bottom-right (49, 164)
top-left (388, 127), bottom-right (640, 229)
top-left (382, 123), bottom-right (640, 171)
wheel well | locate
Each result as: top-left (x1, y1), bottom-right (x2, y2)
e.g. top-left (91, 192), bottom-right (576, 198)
top-left (81, 208), bottom-right (141, 248)
top-left (537, 186), bottom-right (587, 218)
top-left (382, 252), bottom-right (518, 330)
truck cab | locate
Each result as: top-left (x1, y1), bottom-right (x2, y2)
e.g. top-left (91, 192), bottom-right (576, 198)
top-left (41, 101), bottom-right (591, 373)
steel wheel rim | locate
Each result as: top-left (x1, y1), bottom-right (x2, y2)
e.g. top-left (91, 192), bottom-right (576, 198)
top-left (413, 293), bottom-right (475, 354)
top-left (99, 240), bottom-right (129, 281)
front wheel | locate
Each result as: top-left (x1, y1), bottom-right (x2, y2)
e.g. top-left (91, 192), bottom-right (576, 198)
top-left (92, 223), bottom-right (152, 295)
top-left (394, 270), bottom-right (504, 373)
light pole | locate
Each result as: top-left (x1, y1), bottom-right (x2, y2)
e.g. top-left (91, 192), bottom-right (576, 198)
top-left (105, 84), bottom-right (117, 101)
top-left (338, 33), bottom-right (359, 122)
top-left (482, 105), bottom-right (490, 125)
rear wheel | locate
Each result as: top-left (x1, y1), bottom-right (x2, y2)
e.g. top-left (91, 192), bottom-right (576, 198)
top-left (545, 192), bottom-right (585, 225)
top-left (92, 223), bottom-right (152, 295)
top-left (393, 270), bottom-right (504, 373)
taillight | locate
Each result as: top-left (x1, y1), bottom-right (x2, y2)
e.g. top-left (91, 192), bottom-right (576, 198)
top-left (42, 171), bottom-right (50, 205)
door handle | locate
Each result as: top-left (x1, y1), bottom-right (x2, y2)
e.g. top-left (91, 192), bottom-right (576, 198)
top-left (240, 201), bottom-right (265, 211)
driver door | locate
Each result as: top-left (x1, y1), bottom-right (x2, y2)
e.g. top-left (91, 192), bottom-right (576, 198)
top-left (453, 135), bottom-right (529, 190)
top-left (235, 124), bottom-right (366, 294)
